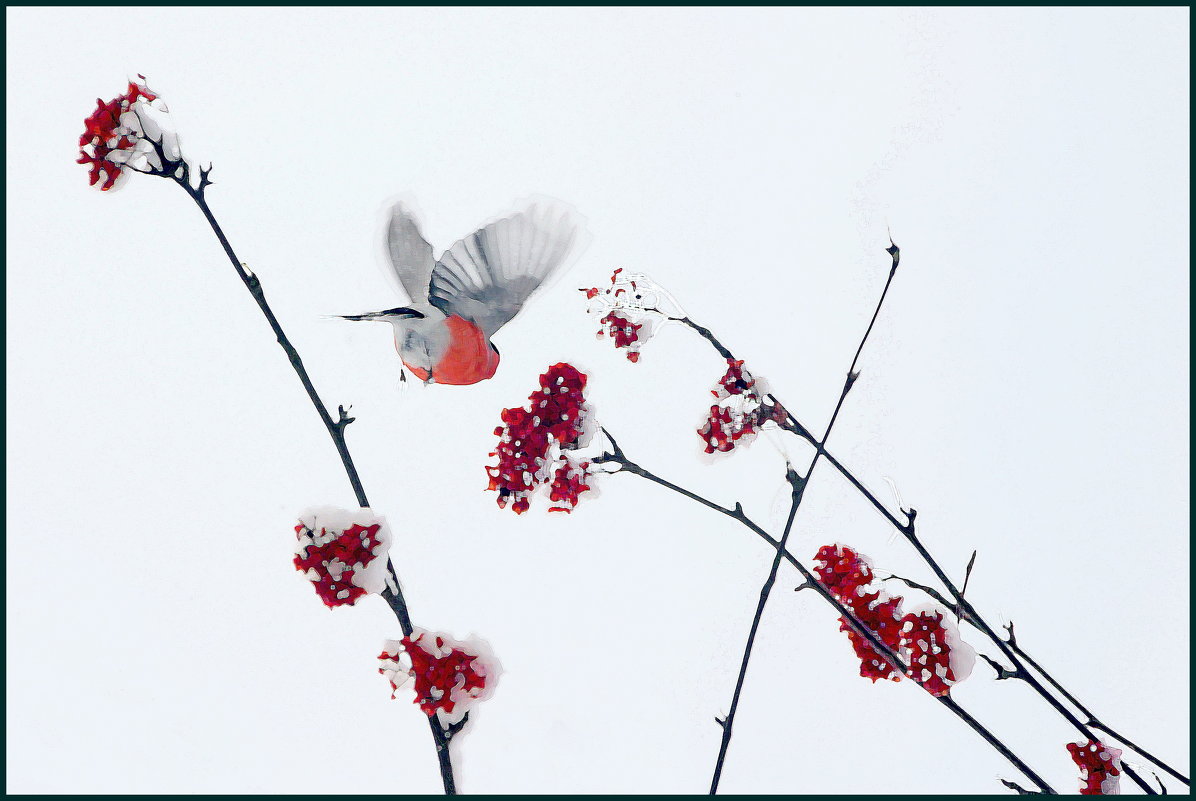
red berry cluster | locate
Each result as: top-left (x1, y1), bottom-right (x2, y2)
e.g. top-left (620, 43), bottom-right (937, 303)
top-left (698, 359), bottom-right (776, 454)
top-left (899, 610), bottom-right (958, 696)
top-left (699, 405), bottom-right (756, 454)
top-left (814, 544), bottom-right (906, 682)
top-left (1067, 740), bottom-right (1123, 795)
top-left (583, 268), bottom-right (655, 362)
top-left (77, 78), bottom-right (158, 190)
top-left (717, 359), bottom-right (755, 396)
top-left (487, 363), bottom-right (593, 514)
top-left (813, 543), bottom-right (875, 600)
top-left (841, 596), bottom-right (907, 682)
top-left (293, 522), bottom-right (385, 608)
top-left (581, 267), bottom-right (626, 302)
top-left (813, 544), bottom-right (972, 695)
top-left (549, 456), bottom-right (592, 513)
top-left (599, 312), bottom-right (643, 362)
top-left (379, 633), bottom-right (489, 718)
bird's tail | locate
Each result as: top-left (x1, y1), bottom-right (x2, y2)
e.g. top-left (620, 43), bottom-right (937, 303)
top-left (329, 306), bottom-right (426, 322)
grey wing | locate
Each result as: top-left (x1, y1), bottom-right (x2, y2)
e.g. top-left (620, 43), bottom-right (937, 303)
top-left (428, 199), bottom-right (586, 337)
top-left (384, 201), bottom-right (436, 305)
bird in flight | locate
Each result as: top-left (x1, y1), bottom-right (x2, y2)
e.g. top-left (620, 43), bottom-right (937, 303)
top-left (339, 197), bottom-right (586, 385)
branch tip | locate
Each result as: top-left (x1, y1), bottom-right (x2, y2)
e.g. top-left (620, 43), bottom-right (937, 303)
top-left (886, 238), bottom-right (900, 270)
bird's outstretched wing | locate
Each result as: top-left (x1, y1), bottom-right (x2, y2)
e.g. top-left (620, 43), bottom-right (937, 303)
top-left (428, 198), bottom-right (586, 338)
top-left (384, 201), bottom-right (436, 305)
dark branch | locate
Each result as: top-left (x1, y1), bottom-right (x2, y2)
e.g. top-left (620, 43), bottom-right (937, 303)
top-left (168, 175), bottom-right (458, 794)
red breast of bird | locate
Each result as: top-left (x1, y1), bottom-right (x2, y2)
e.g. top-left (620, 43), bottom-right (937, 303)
top-left (399, 315), bottom-right (499, 385)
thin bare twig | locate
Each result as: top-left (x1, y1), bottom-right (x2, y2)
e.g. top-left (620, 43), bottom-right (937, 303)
top-left (141, 154), bottom-right (460, 793)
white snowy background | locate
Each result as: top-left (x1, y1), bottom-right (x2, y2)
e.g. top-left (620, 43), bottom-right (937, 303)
top-left (6, 7), bottom-right (1189, 794)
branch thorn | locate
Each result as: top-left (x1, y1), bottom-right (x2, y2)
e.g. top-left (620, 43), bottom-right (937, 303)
top-left (197, 162), bottom-right (215, 193)
top-left (999, 778), bottom-right (1039, 795)
top-left (979, 653), bottom-right (1019, 681)
top-left (445, 711), bottom-right (470, 739)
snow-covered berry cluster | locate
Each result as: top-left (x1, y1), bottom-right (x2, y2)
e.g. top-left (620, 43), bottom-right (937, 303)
top-left (292, 507), bottom-right (393, 608)
top-left (548, 455), bottom-right (592, 513)
top-left (813, 543), bottom-right (975, 694)
top-left (814, 544), bottom-right (906, 682)
top-left (582, 269), bottom-right (678, 362)
top-left (378, 629), bottom-right (499, 723)
top-left (900, 609), bottom-right (965, 697)
top-left (1067, 740), bottom-right (1123, 795)
top-left (486, 363), bottom-right (597, 514)
top-left (77, 76), bottom-right (177, 191)
top-left (698, 359), bottom-right (787, 455)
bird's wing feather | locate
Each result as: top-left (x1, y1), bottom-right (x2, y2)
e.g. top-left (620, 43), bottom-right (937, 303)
top-left (428, 198), bottom-right (586, 338)
top-left (384, 201), bottom-right (437, 305)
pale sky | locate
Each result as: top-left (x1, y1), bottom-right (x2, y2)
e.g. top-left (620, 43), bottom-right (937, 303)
top-left (6, 7), bottom-right (1189, 794)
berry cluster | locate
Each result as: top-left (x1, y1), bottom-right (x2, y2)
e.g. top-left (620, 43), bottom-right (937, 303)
top-left (698, 359), bottom-right (785, 454)
top-left (899, 609), bottom-right (960, 697)
top-left (813, 543), bottom-right (973, 695)
top-left (1067, 740), bottom-right (1123, 795)
top-left (487, 363), bottom-right (595, 514)
top-left (379, 630), bottom-right (496, 722)
top-left (77, 78), bottom-right (159, 190)
top-left (582, 268), bottom-right (669, 362)
top-left (292, 508), bottom-right (392, 608)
